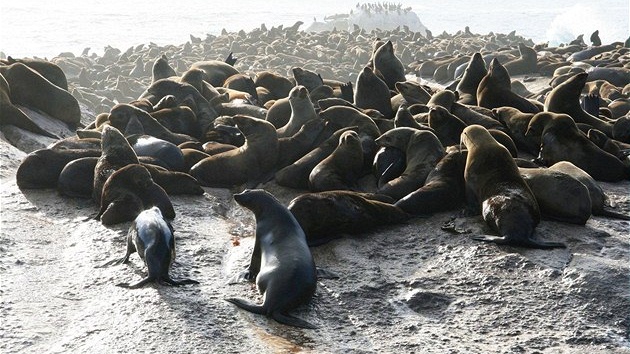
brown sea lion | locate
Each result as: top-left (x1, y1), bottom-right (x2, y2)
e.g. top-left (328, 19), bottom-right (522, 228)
top-left (461, 125), bottom-right (565, 248)
top-left (477, 58), bottom-right (539, 113)
top-left (190, 115), bottom-right (278, 187)
top-left (93, 125), bottom-right (139, 204)
top-left (456, 52), bottom-right (487, 105)
top-left (526, 112), bottom-right (630, 182)
top-left (372, 40), bottom-right (406, 90)
top-left (288, 190), bottom-right (409, 246)
top-left (190, 60), bottom-right (240, 87)
top-left (354, 66), bottom-right (393, 118)
top-left (503, 43), bottom-right (538, 76)
top-left (375, 127), bottom-right (446, 200)
top-left (276, 86), bottom-right (318, 138)
top-left (308, 130), bottom-right (364, 192)
top-left (277, 118), bottom-right (325, 169)
top-left (17, 148), bottom-right (101, 189)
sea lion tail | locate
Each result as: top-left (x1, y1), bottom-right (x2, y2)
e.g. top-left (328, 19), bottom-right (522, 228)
top-left (225, 298), bottom-right (266, 315)
top-left (272, 312), bottom-right (318, 329)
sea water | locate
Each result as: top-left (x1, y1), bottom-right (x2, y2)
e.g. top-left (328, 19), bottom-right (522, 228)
top-left (1, 0), bottom-right (628, 58)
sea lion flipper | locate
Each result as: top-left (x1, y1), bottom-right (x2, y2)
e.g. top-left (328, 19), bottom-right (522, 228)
top-left (471, 234), bottom-right (508, 244)
top-left (272, 312), bottom-right (318, 330)
top-left (316, 267), bottom-right (339, 279)
top-left (117, 276), bottom-right (155, 289)
top-left (163, 277), bottom-right (200, 286)
top-left (96, 256), bottom-right (128, 268)
top-left (596, 209), bottom-right (630, 221)
top-left (225, 298), bottom-right (265, 314)
top-left (524, 239), bottom-right (566, 249)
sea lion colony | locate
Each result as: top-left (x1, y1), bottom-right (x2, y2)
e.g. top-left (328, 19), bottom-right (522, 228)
top-left (2, 20), bottom-right (630, 329)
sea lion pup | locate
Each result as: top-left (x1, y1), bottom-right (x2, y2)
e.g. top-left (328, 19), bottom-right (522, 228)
top-left (394, 105), bottom-right (432, 131)
top-left (545, 72), bottom-right (615, 137)
top-left (104, 206), bottom-right (198, 289)
top-left (372, 40), bottom-right (406, 90)
top-left (375, 128), bottom-right (446, 200)
top-left (190, 115), bottom-right (278, 188)
top-left (308, 130), bottom-right (364, 192)
top-left (476, 58), bottom-right (539, 114)
top-left (151, 54), bottom-right (177, 83)
top-left (0, 62), bottom-right (81, 126)
top-left (93, 125), bottom-right (139, 204)
top-left (548, 161), bottom-right (630, 220)
top-left (276, 86), bottom-right (318, 138)
top-left (587, 128), bottom-right (630, 160)
top-left (373, 146), bottom-right (406, 189)
top-left (492, 107), bottom-right (539, 155)
top-left (503, 43), bottom-right (538, 76)
top-left (525, 112), bottom-right (630, 182)
top-left (456, 53), bottom-right (487, 105)
top-left (461, 125), bottom-right (565, 249)
top-left (288, 190), bottom-right (409, 246)
top-left (354, 66), bottom-right (393, 118)
top-left (226, 189), bottom-right (318, 329)
top-left (395, 149), bottom-right (466, 215)
top-left (190, 59), bottom-right (239, 87)
top-left (518, 167), bottom-right (591, 225)
top-left (96, 164), bottom-right (175, 225)
top-left (275, 126), bottom-right (357, 189)
top-left (0, 73), bottom-right (59, 138)
top-left (16, 148), bottom-right (101, 189)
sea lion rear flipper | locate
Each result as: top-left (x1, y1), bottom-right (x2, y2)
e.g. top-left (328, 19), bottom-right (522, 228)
top-left (162, 277), bottom-right (200, 286)
top-left (316, 267), bottom-right (339, 279)
top-left (117, 276), bottom-right (155, 289)
top-left (524, 239), bottom-right (566, 249)
top-left (596, 209), bottom-right (630, 221)
top-left (272, 312), bottom-right (318, 329)
top-left (225, 298), bottom-right (265, 314)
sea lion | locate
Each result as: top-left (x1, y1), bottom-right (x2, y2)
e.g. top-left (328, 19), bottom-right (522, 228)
top-left (372, 40), bottom-right (406, 90)
top-left (190, 60), bottom-right (240, 87)
top-left (461, 124), bottom-right (565, 248)
top-left (4, 56), bottom-right (68, 90)
top-left (127, 135), bottom-right (186, 172)
top-left (395, 81), bottom-right (432, 105)
top-left (428, 106), bottom-right (467, 146)
top-left (277, 118), bottom-right (325, 169)
top-left (150, 106), bottom-right (201, 139)
top-left (151, 54), bottom-right (177, 83)
top-left (276, 86), bottom-right (318, 138)
top-left (545, 72), bottom-right (615, 137)
top-left (141, 163), bottom-right (204, 196)
top-left (275, 126), bottom-right (357, 190)
top-left (519, 167), bottom-right (591, 225)
top-left (0, 63), bottom-right (81, 126)
top-left (288, 190), bottom-right (409, 246)
top-left (477, 58), bottom-right (539, 114)
top-left (58, 156), bottom-right (98, 198)
top-left (549, 161), bottom-right (630, 220)
top-left (96, 164), bottom-right (174, 225)
top-left (190, 115), bottom-right (278, 188)
top-left (308, 130), bottom-right (364, 192)
top-left (503, 43), bottom-right (538, 76)
top-left (105, 206), bottom-right (198, 288)
top-left (395, 149), bottom-right (466, 215)
top-left (227, 189), bottom-right (318, 329)
top-left (16, 148), bottom-right (101, 189)
top-left (492, 107), bottom-right (539, 155)
top-left (254, 71), bottom-right (294, 101)
top-left (223, 74), bottom-right (259, 103)
top-left (456, 52), bottom-right (487, 105)
top-left (525, 112), bottom-right (629, 182)
top-left (292, 67), bottom-right (324, 92)
top-left (375, 127), bottom-right (445, 200)
top-left (0, 73), bottom-right (59, 138)
top-left (354, 66), bottom-right (393, 118)
top-left (93, 125), bottom-right (139, 204)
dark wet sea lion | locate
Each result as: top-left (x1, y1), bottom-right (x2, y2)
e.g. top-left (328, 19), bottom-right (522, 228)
top-left (461, 124), bottom-right (565, 248)
top-left (227, 189), bottom-right (318, 329)
top-left (456, 52), bottom-right (487, 105)
top-left (354, 66), bottom-right (393, 118)
top-left (58, 156), bottom-right (98, 198)
top-left (127, 135), bottom-right (186, 172)
top-left (288, 190), bottom-right (409, 246)
top-left (105, 206), bottom-right (198, 288)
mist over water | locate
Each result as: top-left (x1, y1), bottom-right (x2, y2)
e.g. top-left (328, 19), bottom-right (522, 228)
top-left (1, 0), bottom-right (628, 58)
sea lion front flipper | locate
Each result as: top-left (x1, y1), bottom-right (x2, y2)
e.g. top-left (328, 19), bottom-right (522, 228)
top-left (272, 312), bottom-right (318, 330)
top-left (471, 234), bottom-right (509, 244)
top-left (316, 267), bottom-right (339, 279)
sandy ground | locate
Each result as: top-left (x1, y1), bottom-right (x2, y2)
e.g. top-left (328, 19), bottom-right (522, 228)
top-left (1, 78), bottom-right (630, 353)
